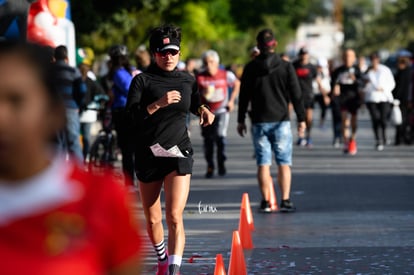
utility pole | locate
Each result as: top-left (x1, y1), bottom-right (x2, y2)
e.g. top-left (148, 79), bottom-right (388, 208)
top-left (333, 0), bottom-right (343, 27)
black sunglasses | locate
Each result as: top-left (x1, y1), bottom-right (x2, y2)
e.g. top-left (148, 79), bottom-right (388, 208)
top-left (157, 49), bottom-right (180, 57)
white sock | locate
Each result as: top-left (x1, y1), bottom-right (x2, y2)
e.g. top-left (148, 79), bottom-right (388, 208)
top-left (168, 254), bottom-right (182, 266)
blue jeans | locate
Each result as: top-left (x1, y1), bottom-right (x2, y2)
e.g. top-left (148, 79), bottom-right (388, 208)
top-left (252, 121), bottom-right (293, 166)
top-left (56, 108), bottom-right (83, 161)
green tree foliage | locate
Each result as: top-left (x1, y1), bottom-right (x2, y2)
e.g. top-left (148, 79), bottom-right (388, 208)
top-left (71, 0), bottom-right (324, 65)
top-left (361, 0), bottom-right (414, 53)
top-left (165, 0), bottom-right (243, 63)
top-left (342, 0), bottom-right (414, 54)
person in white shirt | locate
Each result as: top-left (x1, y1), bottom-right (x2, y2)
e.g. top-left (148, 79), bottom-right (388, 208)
top-left (362, 52), bottom-right (396, 151)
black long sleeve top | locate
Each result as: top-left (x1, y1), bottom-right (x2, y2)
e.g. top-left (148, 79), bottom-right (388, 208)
top-left (393, 67), bottom-right (412, 105)
top-left (238, 52), bottom-right (305, 124)
top-left (126, 64), bottom-right (200, 155)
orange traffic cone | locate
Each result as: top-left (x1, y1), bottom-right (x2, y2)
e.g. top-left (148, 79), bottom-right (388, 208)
top-left (269, 181), bottom-right (279, 211)
top-left (238, 208), bottom-right (254, 249)
top-left (241, 193), bottom-right (255, 231)
top-left (228, 231), bottom-right (247, 275)
top-left (214, 254), bottom-right (226, 275)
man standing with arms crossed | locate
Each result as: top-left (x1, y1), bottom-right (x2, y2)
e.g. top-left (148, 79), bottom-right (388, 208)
top-left (237, 29), bottom-right (306, 213)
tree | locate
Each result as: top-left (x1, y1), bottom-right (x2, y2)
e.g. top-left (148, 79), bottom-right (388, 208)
top-left (340, 0), bottom-right (414, 55)
top-left (71, 0), bottom-right (328, 64)
top-left (360, 0), bottom-right (414, 53)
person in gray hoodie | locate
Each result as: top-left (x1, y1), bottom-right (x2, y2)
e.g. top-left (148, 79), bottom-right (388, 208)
top-left (237, 29), bottom-right (306, 213)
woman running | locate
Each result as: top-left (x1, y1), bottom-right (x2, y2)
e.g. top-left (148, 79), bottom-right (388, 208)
top-left (362, 52), bottom-right (395, 151)
top-left (127, 24), bottom-right (215, 275)
top-left (0, 41), bottom-right (144, 275)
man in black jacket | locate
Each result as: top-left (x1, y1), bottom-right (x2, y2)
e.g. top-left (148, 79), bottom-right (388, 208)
top-left (237, 29), bottom-right (306, 213)
top-left (393, 52), bottom-right (413, 145)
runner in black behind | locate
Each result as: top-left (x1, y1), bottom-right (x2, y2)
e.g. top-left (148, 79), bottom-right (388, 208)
top-left (293, 47), bottom-right (317, 147)
top-left (331, 49), bottom-right (363, 155)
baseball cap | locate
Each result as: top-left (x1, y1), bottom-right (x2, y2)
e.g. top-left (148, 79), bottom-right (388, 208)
top-left (256, 29), bottom-right (276, 50)
top-left (108, 45), bottom-right (128, 58)
top-left (397, 49), bottom-right (412, 58)
top-left (298, 47), bottom-right (309, 55)
top-left (149, 26), bottom-right (181, 53)
top-left (316, 57), bottom-right (328, 67)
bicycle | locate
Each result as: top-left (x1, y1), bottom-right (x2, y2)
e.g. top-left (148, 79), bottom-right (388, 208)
top-left (87, 95), bottom-right (118, 171)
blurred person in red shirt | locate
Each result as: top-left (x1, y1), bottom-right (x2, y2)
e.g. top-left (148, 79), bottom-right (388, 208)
top-left (0, 40), bottom-right (144, 275)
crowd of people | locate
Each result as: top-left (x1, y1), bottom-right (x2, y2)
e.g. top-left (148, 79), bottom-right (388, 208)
top-left (1, 20), bottom-right (414, 274)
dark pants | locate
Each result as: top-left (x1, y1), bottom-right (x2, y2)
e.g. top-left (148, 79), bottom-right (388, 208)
top-left (315, 94), bottom-right (328, 122)
top-left (112, 108), bottom-right (135, 185)
top-left (56, 108), bottom-right (83, 161)
top-left (331, 97), bottom-right (342, 141)
top-left (201, 112), bottom-right (228, 170)
top-left (366, 102), bottom-right (390, 145)
top-left (395, 103), bottom-right (411, 145)
top-left (80, 122), bottom-right (92, 161)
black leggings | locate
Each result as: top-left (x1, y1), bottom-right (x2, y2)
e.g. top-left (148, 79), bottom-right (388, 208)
top-left (366, 102), bottom-right (391, 144)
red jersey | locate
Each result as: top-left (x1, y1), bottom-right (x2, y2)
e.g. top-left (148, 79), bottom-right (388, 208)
top-left (0, 158), bottom-right (144, 275)
top-left (197, 69), bottom-right (237, 114)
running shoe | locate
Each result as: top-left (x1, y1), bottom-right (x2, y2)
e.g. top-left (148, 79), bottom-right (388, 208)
top-left (205, 167), bottom-right (214, 178)
top-left (343, 141), bottom-right (349, 154)
top-left (156, 261), bottom-right (168, 275)
top-left (306, 138), bottom-right (313, 148)
top-left (376, 143), bottom-right (384, 151)
top-left (332, 137), bottom-right (341, 148)
top-left (348, 139), bottom-right (357, 155)
top-left (259, 200), bottom-right (272, 213)
top-left (218, 163), bottom-right (226, 176)
top-left (280, 199), bottom-right (296, 213)
top-left (296, 137), bottom-right (307, 147)
top-left (169, 264), bottom-right (181, 275)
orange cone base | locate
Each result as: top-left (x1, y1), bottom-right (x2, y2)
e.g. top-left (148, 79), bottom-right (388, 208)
top-left (238, 208), bottom-right (254, 249)
top-left (241, 193), bottom-right (255, 231)
top-left (214, 254), bottom-right (226, 275)
top-left (228, 231), bottom-right (247, 275)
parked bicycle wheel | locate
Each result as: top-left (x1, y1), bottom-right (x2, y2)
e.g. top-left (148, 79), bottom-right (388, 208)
top-left (88, 134), bottom-right (116, 170)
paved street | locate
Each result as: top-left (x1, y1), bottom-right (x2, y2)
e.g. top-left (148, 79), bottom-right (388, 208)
top-left (139, 108), bottom-right (414, 274)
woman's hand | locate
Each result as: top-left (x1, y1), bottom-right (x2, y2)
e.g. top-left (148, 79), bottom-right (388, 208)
top-left (147, 90), bottom-right (181, 115)
top-left (157, 90), bottom-right (181, 107)
top-left (199, 107), bottom-right (215, 127)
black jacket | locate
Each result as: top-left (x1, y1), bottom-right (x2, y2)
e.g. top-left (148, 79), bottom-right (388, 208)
top-left (393, 67), bottom-right (412, 105)
top-left (238, 52), bottom-right (305, 124)
top-left (80, 77), bottom-right (105, 111)
top-left (53, 60), bottom-right (83, 109)
top-left (126, 64), bottom-right (200, 155)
